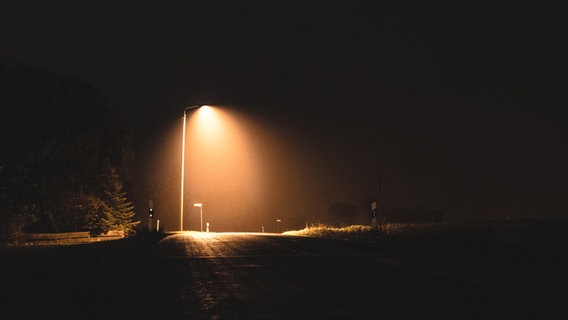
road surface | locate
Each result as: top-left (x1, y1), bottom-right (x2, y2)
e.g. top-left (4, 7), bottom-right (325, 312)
top-left (2, 231), bottom-right (567, 319)
top-left (144, 232), bottom-right (567, 319)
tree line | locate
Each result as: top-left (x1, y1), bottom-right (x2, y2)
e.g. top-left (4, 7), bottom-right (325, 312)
top-left (0, 57), bottom-right (139, 242)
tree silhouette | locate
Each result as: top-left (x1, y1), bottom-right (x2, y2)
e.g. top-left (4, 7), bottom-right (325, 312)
top-left (0, 57), bottom-right (134, 238)
top-left (100, 162), bottom-right (140, 236)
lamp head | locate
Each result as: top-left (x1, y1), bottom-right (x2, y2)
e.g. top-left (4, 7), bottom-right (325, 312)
top-left (184, 105), bottom-right (201, 114)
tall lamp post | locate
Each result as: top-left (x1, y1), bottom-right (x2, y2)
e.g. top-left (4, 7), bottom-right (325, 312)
top-left (194, 203), bottom-right (203, 232)
top-left (180, 105), bottom-right (203, 231)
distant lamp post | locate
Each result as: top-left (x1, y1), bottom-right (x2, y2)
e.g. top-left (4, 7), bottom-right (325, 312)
top-left (194, 203), bottom-right (203, 232)
top-left (180, 105), bottom-right (204, 231)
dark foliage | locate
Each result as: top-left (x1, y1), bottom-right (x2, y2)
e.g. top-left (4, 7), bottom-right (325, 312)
top-left (100, 161), bottom-right (140, 236)
top-left (0, 56), bottom-right (134, 239)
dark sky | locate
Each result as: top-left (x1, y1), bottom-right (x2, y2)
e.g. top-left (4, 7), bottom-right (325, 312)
top-left (2, 1), bottom-right (567, 224)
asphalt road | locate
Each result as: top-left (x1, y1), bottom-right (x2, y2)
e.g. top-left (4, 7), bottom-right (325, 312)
top-left (2, 232), bottom-right (567, 319)
top-left (144, 232), bottom-right (568, 319)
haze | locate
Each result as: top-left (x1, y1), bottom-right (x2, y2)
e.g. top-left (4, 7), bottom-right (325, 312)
top-left (145, 105), bottom-right (353, 232)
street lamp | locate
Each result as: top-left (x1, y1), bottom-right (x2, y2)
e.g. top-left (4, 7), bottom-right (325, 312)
top-left (180, 105), bottom-right (203, 231)
top-left (194, 203), bottom-right (203, 232)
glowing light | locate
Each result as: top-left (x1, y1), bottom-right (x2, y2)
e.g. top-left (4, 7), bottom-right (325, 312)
top-left (189, 231), bottom-right (215, 239)
top-left (152, 104), bottom-right (269, 232)
top-left (184, 105), bottom-right (265, 231)
top-left (191, 105), bottom-right (224, 146)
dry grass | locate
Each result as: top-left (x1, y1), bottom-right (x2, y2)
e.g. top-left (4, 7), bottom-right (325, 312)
top-left (284, 219), bottom-right (568, 258)
top-left (284, 224), bottom-right (373, 241)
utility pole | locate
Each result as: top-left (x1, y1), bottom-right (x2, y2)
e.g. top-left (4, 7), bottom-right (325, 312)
top-left (371, 181), bottom-right (382, 231)
top-left (377, 182), bottom-right (383, 230)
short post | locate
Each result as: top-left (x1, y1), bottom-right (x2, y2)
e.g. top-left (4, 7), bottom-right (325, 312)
top-left (148, 200), bottom-right (154, 232)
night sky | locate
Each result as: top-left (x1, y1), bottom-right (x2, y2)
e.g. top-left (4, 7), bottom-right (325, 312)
top-left (2, 1), bottom-right (567, 226)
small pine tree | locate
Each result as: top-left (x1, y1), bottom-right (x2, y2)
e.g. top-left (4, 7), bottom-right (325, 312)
top-left (101, 163), bottom-right (140, 236)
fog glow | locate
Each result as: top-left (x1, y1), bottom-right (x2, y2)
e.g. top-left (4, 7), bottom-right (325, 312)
top-left (184, 106), bottom-right (265, 231)
top-left (144, 104), bottom-right (369, 233)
